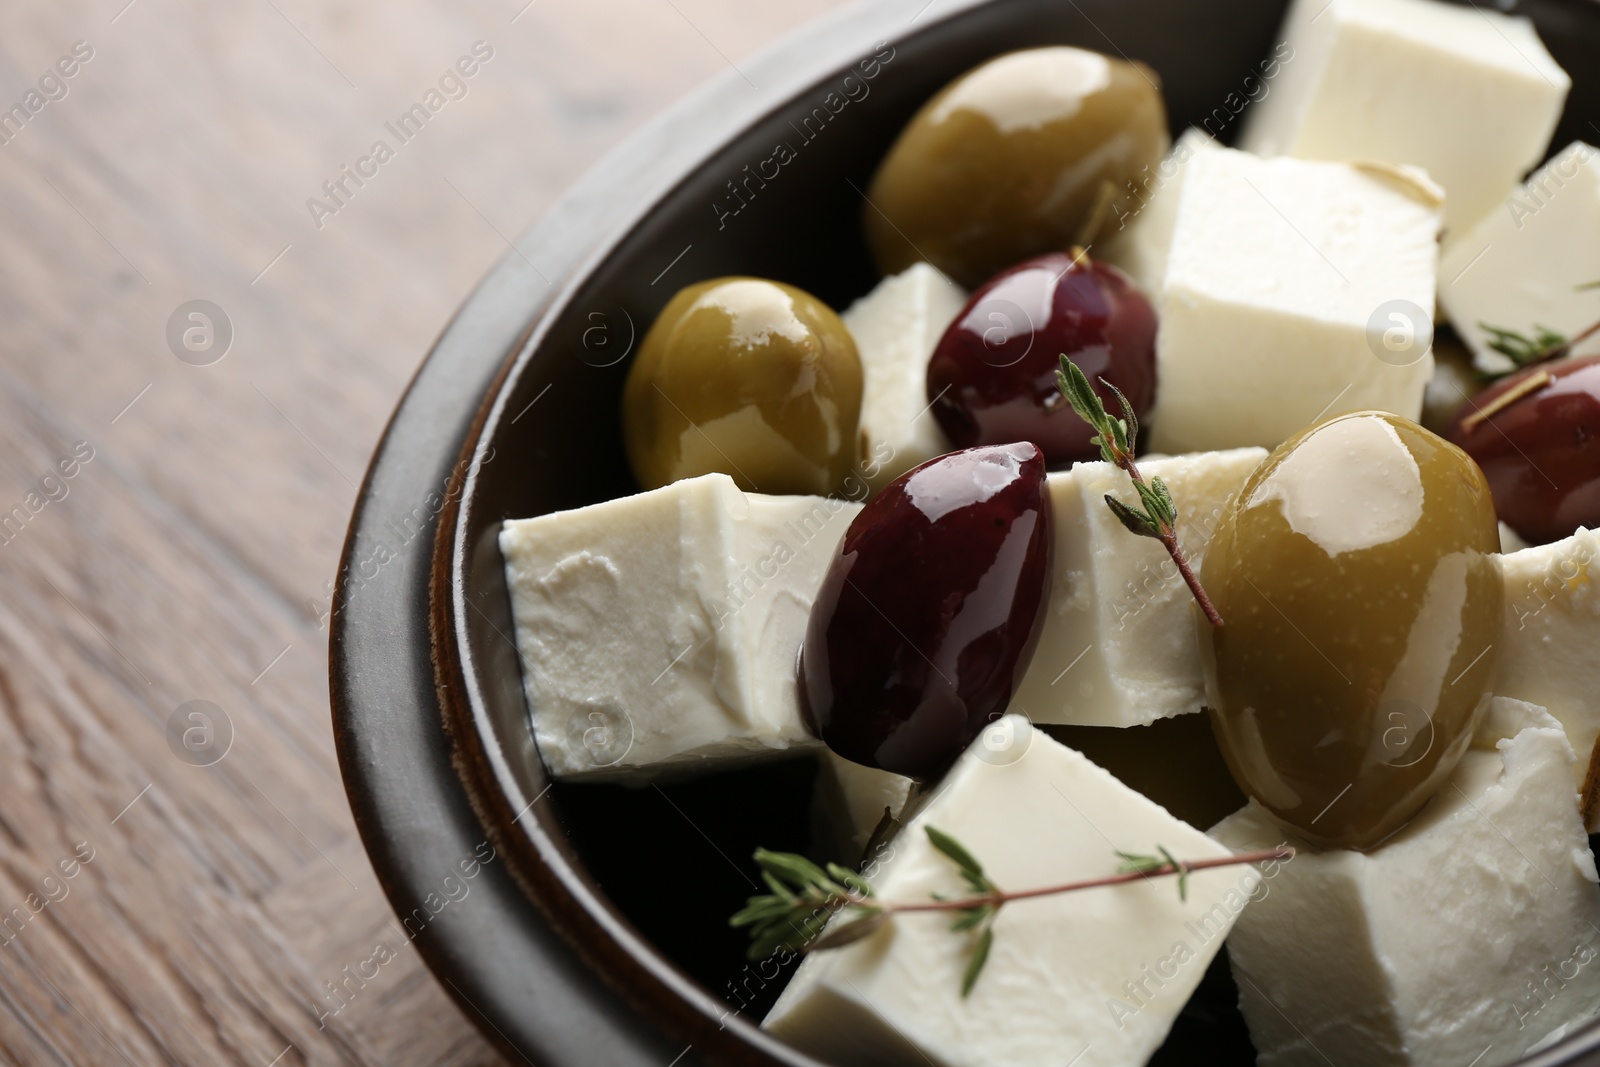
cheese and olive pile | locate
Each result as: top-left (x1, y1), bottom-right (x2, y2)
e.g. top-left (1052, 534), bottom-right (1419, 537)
top-left (498, 0), bottom-right (1600, 1063)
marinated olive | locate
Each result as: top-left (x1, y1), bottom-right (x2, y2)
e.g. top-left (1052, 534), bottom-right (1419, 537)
top-left (621, 277), bottom-right (863, 496)
top-left (799, 443), bottom-right (1053, 779)
top-left (926, 251), bottom-right (1156, 464)
top-left (1200, 412), bottom-right (1502, 850)
top-left (863, 47), bottom-right (1170, 288)
top-left (1445, 353), bottom-right (1600, 546)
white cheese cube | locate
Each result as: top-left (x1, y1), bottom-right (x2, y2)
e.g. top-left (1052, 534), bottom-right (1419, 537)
top-left (1498, 526), bottom-right (1600, 806)
top-left (811, 751), bottom-right (915, 864)
top-left (1099, 127), bottom-right (1218, 297)
top-left (842, 263), bottom-right (968, 492)
top-left (499, 474), bottom-right (858, 781)
top-left (1499, 522), bottom-right (1529, 555)
top-left (1145, 144), bottom-right (1443, 453)
top-left (765, 717), bottom-right (1255, 1067)
top-left (1212, 697), bottom-right (1600, 1066)
top-left (1439, 143), bottom-right (1600, 374)
top-left (1014, 448), bottom-right (1265, 727)
top-left (1238, 0), bottom-right (1570, 238)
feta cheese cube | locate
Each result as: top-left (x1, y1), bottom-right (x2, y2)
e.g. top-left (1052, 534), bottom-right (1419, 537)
top-left (842, 263), bottom-right (968, 492)
top-left (1212, 697), bottom-right (1600, 1066)
top-left (1439, 143), bottom-right (1600, 374)
top-left (811, 751), bottom-right (915, 865)
top-left (1499, 522), bottom-right (1529, 555)
top-left (765, 717), bottom-right (1255, 1067)
top-left (1141, 144), bottom-right (1442, 453)
top-left (1497, 526), bottom-right (1600, 805)
top-left (1238, 0), bottom-right (1570, 238)
top-left (499, 474), bottom-right (858, 781)
top-left (1014, 448), bottom-right (1265, 727)
top-left (1099, 127), bottom-right (1218, 297)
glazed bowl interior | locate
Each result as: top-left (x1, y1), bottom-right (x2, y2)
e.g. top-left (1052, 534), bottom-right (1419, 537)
top-left (433, 0), bottom-right (1600, 1063)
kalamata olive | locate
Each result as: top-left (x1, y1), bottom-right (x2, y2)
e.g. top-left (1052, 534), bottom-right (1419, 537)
top-left (1445, 353), bottom-right (1600, 546)
top-left (926, 252), bottom-right (1156, 465)
top-left (863, 47), bottom-right (1169, 288)
top-left (621, 277), bottom-right (863, 496)
top-left (1200, 412), bottom-right (1501, 850)
top-left (799, 443), bottom-right (1053, 779)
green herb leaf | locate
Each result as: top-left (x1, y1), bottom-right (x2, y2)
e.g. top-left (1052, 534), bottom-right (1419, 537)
top-left (761, 869), bottom-right (796, 902)
top-left (747, 914), bottom-right (821, 960)
top-left (1578, 280), bottom-right (1600, 292)
top-left (827, 863), bottom-right (874, 897)
top-left (1479, 321), bottom-right (1569, 367)
top-left (1115, 850), bottom-right (1167, 875)
top-left (735, 848), bottom-right (881, 960)
top-left (755, 849), bottom-right (830, 892)
top-left (1148, 476), bottom-right (1176, 527)
top-left (729, 896), bottom-right (795, 927)
top-left (1057, 357), bottom-right (1122, 465)
top-left (1056, 358), bottom-right (1102, 427)
top-left (1056, 353), bottom-right (1222, 625)
top-left (961, 926), bottom-right (994, 998)
top-left (1104, 494), bottom-right (1161, 539)
top-left (1109, 379), bottom-right (1141, 446)
top-left (1115, 847), bottom-right (1191, 902)
top-left (1158, 845), bottom-right (1188, 903)
top-left (735, 834), bottom-right (1287, 997)
top-left (925, 826), bottom-right (986, 883)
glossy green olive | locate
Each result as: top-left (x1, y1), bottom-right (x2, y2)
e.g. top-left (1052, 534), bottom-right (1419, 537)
top-left (864, 46), bottom-right (1169, 288)
top-left (622, 277), bottom-right (863, 496)
top-left (1199, 412), bottom-right (1502, 850)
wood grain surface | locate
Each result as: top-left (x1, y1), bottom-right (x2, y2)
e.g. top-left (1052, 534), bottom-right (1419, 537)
top-left (0, 1), bottom-right (847, 1063)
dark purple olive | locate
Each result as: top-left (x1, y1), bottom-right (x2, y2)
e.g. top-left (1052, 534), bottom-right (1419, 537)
top-left (1445, 354), bottom-right (1600, 545)
top-left (926, 252), bottom-right (1157, 466)
top-left (798, 443), bottom-right (1053, 779)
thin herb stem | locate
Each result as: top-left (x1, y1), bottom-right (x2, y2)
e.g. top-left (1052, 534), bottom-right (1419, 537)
top-left (1481, 314), bottom-right (1600, 377)
top-left (737, 832), bottom-right (1293, 993)
top-left (1119, 451), bottom-right (1225, 628)
top-left (1057, 353), bottom-right (1224, 627)
top-left (1563, 319), bottom-right (1600, 358)
top-left (821, 846), bottom-right (1291, 915)
top-left (1163, 529), bottom-right (1224, 627)
top-left (1520, 316), bottom-right (1600, 370)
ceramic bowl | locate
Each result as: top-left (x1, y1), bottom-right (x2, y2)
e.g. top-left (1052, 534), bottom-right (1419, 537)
top-left (332, 1), bottom-right (1600, 1063)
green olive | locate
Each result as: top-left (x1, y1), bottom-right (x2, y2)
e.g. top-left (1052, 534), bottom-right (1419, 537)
top-left (1199, 412), bottom-right (1502, 850)
top-left (864, 46), bottom-right (1169, 288)
top-left (622, 277), bottom-right (863, 496)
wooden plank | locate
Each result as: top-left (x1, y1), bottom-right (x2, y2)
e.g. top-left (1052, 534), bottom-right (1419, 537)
top-left (0, 0), bottom-right (850, 1062)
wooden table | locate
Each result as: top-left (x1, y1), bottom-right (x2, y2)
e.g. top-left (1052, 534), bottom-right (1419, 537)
top-left (0, 1), bottom-right (846, 1062)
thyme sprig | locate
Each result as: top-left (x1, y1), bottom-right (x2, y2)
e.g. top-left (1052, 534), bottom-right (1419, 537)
top-left (1055, 356), bottom-right (1224, 626)
top-left (1479, 282), bottom-right (1600, 376)
top-left (926, 827), bottom-right (999, 996)
top-left (1118, 845), bottom-right (1191, 900)
top-left (1480, 321), bottom-right (1576, 368)
top-left (731, 828), bottom-right (1291, 996)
